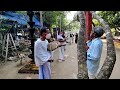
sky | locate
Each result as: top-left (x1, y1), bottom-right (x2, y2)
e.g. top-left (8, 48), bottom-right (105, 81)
top-left (66, 11), bottom-right (100, 21)
top-left (66, 11), bottom-right (77, 21)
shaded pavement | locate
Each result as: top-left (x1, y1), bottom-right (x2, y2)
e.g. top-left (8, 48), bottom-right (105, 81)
top-left (0, 39), bottom-right (120, 79)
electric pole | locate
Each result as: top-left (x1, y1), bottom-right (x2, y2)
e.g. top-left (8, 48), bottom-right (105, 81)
top-left (60, 15), bottom-right (62, 32)
top-left (40, 11), bottom-right (43, 27)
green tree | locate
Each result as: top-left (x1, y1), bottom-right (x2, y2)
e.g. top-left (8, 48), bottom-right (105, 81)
top-left (92, 19), bottom-right (102, 26)
top-left (65, 21), bottom-right (80, 32)
top-left (36, 11), bottom-right (69, 33)
top-left (98, 11), bottom-right (120, 36)
top-left (16, 11), bottom-right (27, 15)
top-left (97, 11), bottom-right (119, 28)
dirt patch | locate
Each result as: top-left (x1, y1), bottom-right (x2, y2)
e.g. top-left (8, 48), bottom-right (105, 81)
top-left (18, 62), bottom-right (38, 74)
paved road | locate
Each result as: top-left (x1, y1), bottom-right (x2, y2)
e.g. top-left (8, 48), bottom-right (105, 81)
top-left (51, 43), bottom-right (78, 79)
top-left (98, 40), bottom-right (120, 79)
top-left (51, 41), bottom-right (120, 79)
top-left (0, 40), bottom-right (119, 79)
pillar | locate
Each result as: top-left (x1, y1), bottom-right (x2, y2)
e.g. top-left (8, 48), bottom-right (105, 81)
top-left (85, 11), bottom-right (92, 41)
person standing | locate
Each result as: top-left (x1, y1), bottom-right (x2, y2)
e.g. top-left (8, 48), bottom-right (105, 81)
top-left (62, 31), bottom-right (66, 51)
top-left (57, 31), bottom-right (66, 62)
top-left (9, 21), bottom-right (17, 41)
top-left (34, 27), bottom-right (52, 79)
top-left (72, 33), bottom-right (74, 43)
top-left (69, 33), bottom-right (72, 44)
top-left (46, 28), bottom-right (54, 62)
top-left (87, 27), bottom-right (104, 79)
top-left (75, 33), bottom-right (78, 44)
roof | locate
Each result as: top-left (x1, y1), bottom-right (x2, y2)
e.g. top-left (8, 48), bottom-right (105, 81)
top-left (1, 11), bottom-right (41, 26)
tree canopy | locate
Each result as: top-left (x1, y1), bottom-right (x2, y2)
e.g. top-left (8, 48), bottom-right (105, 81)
top-left (97, 11), bottom-right (120, 29)
top-left (42, 11), bottom-right (69, 29)
top-left (1, 11), bottom-right (77, 32)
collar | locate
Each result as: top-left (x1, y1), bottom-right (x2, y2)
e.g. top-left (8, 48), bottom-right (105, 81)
top-left (92, 38), bottom-right (100, 42)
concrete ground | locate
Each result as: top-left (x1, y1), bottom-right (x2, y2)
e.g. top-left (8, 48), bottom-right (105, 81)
top-left (51, 43), bottom-right (78, 79)
top-left (0, 39), bottom-right (119, 79)
top-left (0, 42), bottom-right (78, 79)
top-left (99, 39), bottom-right (120, 79)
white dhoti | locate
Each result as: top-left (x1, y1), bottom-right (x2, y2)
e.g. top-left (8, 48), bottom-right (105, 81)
top-left (87, 59), bottom-right (100, 79)
top-left (70, 37), bottom-right (72, 44)
top-left (72, 37), bottom-right (74, 43)
top-left (59, 46), bottom-right (65, 60)
top-left (57, 34), bottom-right (66, 61)
top-left (88, 70), bottom-right (96, 79)
top-left (39, 62), bottom-right (51, 79)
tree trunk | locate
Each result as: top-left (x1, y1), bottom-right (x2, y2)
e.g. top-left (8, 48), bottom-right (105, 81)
top-left (91, 11), bottom-right (116, 79)
top-left (39, 11), bottom-right (43, 27)
top-left (77, 11), bottom-right (89, 79)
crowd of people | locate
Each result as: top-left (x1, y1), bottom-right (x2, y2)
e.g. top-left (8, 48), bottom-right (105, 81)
top-left (34, 26), bottom-right (104, 79)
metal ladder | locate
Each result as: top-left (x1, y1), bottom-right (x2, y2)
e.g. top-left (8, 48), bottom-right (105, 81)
top-left (2, 33), bottom-right (16, 63)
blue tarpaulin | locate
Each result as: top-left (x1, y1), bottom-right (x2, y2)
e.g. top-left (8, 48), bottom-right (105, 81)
top-left (2, 15), bottom-right (27, 25)
top-left (1, 11), bottom-right (41, 27)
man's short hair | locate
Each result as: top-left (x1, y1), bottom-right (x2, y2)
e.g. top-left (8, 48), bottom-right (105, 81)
top-left (94, 26), bottom-right (104, 37)
top-left (40, 27), bottom-right (47, 36)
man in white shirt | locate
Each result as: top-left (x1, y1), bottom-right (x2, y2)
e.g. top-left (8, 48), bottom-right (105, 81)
top-left (34, 27), bottom-right (51, 79)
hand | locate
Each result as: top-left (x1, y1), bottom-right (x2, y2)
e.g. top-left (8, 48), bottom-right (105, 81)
top-left (86, 46), bottom-right (89, 50)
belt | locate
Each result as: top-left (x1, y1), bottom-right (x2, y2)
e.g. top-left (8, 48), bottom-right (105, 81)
top-left (48, 60), bottom-right (54, 62)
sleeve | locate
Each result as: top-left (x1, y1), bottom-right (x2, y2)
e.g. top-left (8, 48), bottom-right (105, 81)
top-left (57, 35), bottom-right (64, 40)
top-left (87, 41), bottom-right (92, 47)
